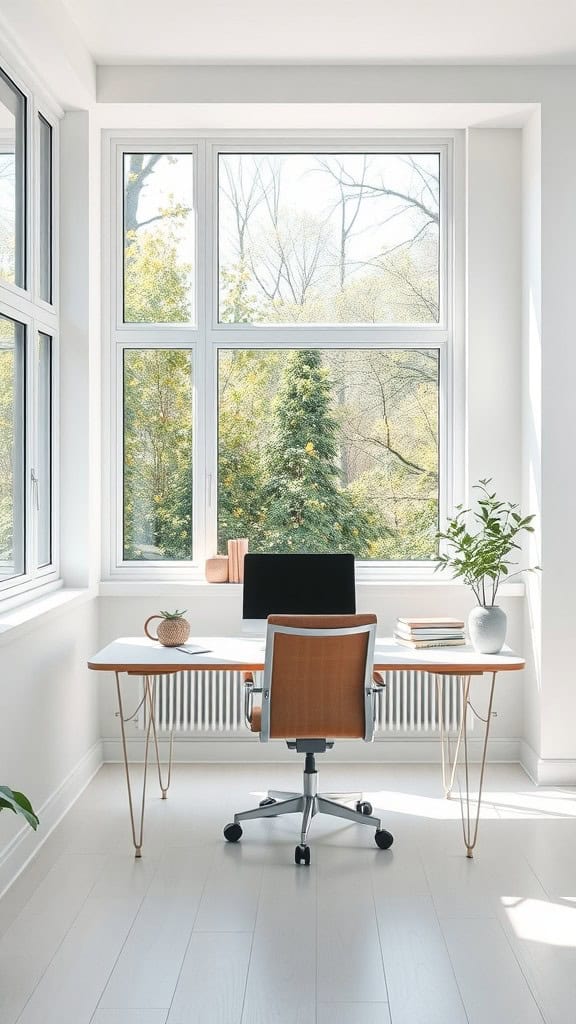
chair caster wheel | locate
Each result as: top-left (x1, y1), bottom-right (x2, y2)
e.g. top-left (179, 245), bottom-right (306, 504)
top-left (295, 844), bottom-right (311, 866)
top-left (375, 829), bottom-right (394, 850)
top-left (356, 800), bottom-right (373, 815)
top-left (224, 822), bottom-right (242, 843)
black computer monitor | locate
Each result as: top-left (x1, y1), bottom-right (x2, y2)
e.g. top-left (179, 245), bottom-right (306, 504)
top-left (242, 553), bottom-right (356, 621)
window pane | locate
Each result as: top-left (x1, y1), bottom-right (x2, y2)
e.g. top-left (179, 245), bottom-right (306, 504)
top-left (39, 115), bottom-right (52, 303)
top-left (0, 314), bottom-right (25, 579)
top-left (123, 154), bottom-right (194, 323)
top-left (0, 68), bottom-right (26, 289)
top-left (37, 332), bottom-right (52, 566)
top-left (123, 349), bottom-right (193, 560)
top-left (218, 153), bottom-right (440, 325)
top-left (218, 348), bottom-right (439, 560)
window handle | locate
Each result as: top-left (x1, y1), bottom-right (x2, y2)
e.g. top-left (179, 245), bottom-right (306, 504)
top-left (31, 469), bottom-right (40, 511)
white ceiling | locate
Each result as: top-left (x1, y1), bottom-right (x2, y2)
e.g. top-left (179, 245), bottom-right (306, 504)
top-left (60, 0), bottom-right (576, 65)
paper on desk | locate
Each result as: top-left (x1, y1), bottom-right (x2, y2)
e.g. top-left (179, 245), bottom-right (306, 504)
top-left (175, 644), bottom-right (212, 655)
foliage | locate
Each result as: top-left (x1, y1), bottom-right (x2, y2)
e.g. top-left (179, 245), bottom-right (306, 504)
top-left (0, 345), bottom-right (14, 562)
top-left (123, 349), bottom-right (193, 560)
top-left (258, 350), bottom-right (379, 555)
top-left (436, 479), bottom-right (539, 606)
top-left (124, 219), bottom-right (192, 323)
top-left (220, 247), bottom-right (439, 327)
top-left (0, 317), bottom-right (21, 571)
top-left (0, 786), bottom-right (39, 831)
top-left (218, 349), bottom-right (281, 549)
top-left (160, 609), bottom-right (187, 620)
top-left (220, 260), bottom-right (261, 324)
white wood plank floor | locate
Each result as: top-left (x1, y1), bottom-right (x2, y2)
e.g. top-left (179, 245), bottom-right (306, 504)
top-left (1, 761), bottom-right (576, 1024)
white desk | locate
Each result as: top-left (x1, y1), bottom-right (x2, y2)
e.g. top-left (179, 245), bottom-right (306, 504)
top-left (88, 636), bottom-right (525, 858)
top-left (89, 635), bottom-right (524, 675)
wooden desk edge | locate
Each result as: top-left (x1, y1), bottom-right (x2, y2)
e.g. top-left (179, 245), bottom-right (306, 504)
top-left (87, 660), bottom-right (268, 673)
top-left (88, 658), bottom-right (526, 674)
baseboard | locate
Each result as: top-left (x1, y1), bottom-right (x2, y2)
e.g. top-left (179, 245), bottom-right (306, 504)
top-left (102, 735), bottom-right (521, 765)
top-left (520, 740), bottom-right (576, 785)
top-left (0, 740), bottom-right (103, 899)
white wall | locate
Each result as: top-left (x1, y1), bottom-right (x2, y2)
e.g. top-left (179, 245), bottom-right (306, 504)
top-left (521, 109), bottom-right (542, 771)
top-left (0, 600), bottom-right (101, 894)
top-left (60, 110), bottom-right (101, 590)
top-left (0, 106), bottom-right (103, 894)
top-left (536, 93), bottom-right (576, 774)
top-left (467, 128), bottom-right (522, 498)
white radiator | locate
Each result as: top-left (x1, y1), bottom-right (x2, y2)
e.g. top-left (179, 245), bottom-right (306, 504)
top-left (139, 670), bottom-right (471, 735)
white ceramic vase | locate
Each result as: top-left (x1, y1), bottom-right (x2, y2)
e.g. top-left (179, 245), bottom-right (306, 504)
top-left (468, 605), bottom-right (507, 654)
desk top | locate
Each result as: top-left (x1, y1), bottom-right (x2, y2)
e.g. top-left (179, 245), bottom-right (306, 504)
top-left (88, 636), bottom-right (525, 675)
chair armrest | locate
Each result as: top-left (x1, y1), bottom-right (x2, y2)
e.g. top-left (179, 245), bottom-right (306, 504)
top-left (243, 672), bottom-right (263, 729)
top-left (364, 672), bottom-right (385, 742)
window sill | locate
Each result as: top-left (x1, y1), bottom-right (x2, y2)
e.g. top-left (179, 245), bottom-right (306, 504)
top-left (98, 579), bottom-right (525, 599)
top-left (0, 586), bottom-right (96, 644)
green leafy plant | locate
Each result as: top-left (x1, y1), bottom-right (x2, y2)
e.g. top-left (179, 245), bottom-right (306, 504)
top-left (0, 786), bottom-right (39, 831)
top-left (436, 479), bottom-right (539, 607)
top-left (160, 609), bottom-right (187, 620)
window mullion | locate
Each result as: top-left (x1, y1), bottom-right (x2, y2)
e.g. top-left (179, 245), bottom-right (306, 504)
top-left (202, 138), bottom-right (217, 563)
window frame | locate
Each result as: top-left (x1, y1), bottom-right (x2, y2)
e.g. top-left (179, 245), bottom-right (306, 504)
top-left (0, 50), bottom-right (59, 604)
top-left (104, 132), bottom-right (463, 582)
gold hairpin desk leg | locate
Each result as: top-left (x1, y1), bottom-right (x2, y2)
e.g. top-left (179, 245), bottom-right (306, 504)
top-left (114, 672), bottom-right (176, 857)
top-left (436, 672), bottom-right (470, 799)
top-left (460, 670), bottom-right (498, 858)
top-left (436, 670), bottom-right (498, 857)
top-left (144, 676), bottom-right (175, 799)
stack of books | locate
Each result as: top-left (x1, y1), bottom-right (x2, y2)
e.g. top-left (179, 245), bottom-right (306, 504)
top-left (227, 538), bottom-right (249, 583)
top-left (394, 616), bottom-right (466, 648)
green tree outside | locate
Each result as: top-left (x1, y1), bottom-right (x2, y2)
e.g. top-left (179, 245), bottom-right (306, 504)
top-left (258, 349), bottom-right (379, 556)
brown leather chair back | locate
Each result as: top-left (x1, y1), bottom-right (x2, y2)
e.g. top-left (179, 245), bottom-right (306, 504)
top-left (264, 614), bottom-right (377, 740)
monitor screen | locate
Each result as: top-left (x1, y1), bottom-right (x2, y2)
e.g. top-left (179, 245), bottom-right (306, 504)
top-left (242, 553), bottom-right (356, 619)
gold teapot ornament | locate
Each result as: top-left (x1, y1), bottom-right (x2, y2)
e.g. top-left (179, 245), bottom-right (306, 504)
top-left (144, 609), bottom-right (190, 647)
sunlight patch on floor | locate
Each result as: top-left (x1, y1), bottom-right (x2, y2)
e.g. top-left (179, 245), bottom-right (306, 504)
top-left (503, 896), bottom-right (576, 947)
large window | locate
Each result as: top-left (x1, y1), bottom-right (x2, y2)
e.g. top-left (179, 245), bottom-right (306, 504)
top-left (0, 58), bottom-right (57, 600)
top-left (109, 140), bottom-right (453, 577)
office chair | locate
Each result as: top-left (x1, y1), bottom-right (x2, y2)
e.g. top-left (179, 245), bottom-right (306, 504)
top-left (223, 614), bottom-right (393, 865)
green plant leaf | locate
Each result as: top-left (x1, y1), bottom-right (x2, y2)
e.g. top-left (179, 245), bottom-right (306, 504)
top-left (0, 787), bottom-right (39, 831)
